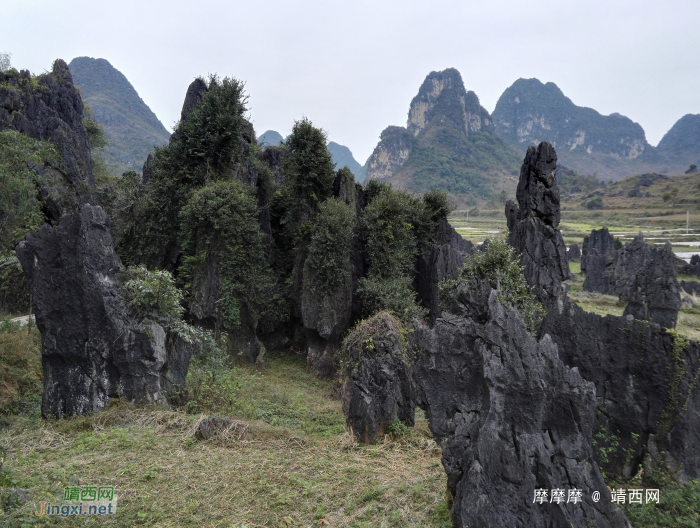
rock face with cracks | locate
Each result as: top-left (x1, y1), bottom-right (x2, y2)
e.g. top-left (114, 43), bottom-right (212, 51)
top-left (0, 59), bottom-right (96, 220)
top-left (614, 233), bottom-right (680, 328)
top-left (341, 312), bottom-right (415, 443)
top-left (506, 142), bottom-right (570, 308)
top-left (16, 205), bottom-right (194, 418)
top-left (505, 142), bottom-right (699, 483)
top-left (542, 301), bottom-right (700, 481)
top-left (417, 218), bottom-right (475, 324)
top-left (413, 292), bottom-right (630, 528)
top-left (581, 227), bottom-right (619, 294)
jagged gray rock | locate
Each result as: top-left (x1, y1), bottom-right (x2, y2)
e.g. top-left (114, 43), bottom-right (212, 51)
top-left (614, 234), bottom-right (680, 328)
top-left (506, 142), bottom-right (570, 307)
top-left (16, 205), bottom-right (194, 417)
top-left (542, 301), bottom-right (700, 482)
top-left (0, 59), bottom-right (95, 219)
top-left (180, 78), bottom-right (208, 123)
top-left (567, 243), bottom-right (581, 262)
top-left (417, 218), bottom-right (475, 323)
top-left (341, 312), bottom-right (415, 443)
top-left (413, 292), bottom-right (629, 528)
top-left (681, 279), bottom-right (700, 296)
top-left (497, 131), bottom-right (700, 488)
top-left (581, 228), bottom-right (619, 294)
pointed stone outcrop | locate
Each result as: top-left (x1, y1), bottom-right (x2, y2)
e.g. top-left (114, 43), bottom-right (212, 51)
top-left (16, 205), bottom-right (194, 418)
top-left (413, 292), bottom-right (630, 528)
top-left (506, 142), bottom-right (570, 308)
top-left (581, 227), bottom-right (618, 294)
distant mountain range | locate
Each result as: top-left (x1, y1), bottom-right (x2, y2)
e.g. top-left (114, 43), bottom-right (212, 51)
top-left (69, 57), bottom-right (170, 174)
top-left (69, 58), bottom-right (699, 195)
top-left (361, 69), bottom-right (700, 195)
top-left (362, 68), bottom-right (521, 200)
top-left (492, 78), bottom-right (700, 179)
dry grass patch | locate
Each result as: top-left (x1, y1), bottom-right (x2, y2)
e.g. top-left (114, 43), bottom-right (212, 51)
top-left (0, 356), bottom-right (450, 528)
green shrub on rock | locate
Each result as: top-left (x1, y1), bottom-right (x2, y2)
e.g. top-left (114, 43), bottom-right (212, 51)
top-left (439, 237), bottom-right (544, 334)
top-left (180, 180), bottom-right (276, 331)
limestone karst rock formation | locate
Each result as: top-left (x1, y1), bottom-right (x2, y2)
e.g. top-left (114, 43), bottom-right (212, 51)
top-left (614, 234), bottom-right (681, 328)
top-left (505, 141), bottom-right (570, 308)
top-left (413, 292), bottom-right (630, 528)
top-left (580, 228), bottom-right (681, 327)
top-left (416, 218), bottom-right (475, 324)
top-left (542, 301), bottom-right (700, 482)
top-left (681, 279), bottom-right (700, 296)
top-left (341, 312), bottom-right (415, 444)
top-left (581, 227), bottom-right (619, 294)
top-left (0, 59), bottom-right (96, 219)
top-left (567, 242), bottom-right (581, 262)
top-left (303, 171), bottom-right (363, 376)
top-left (492, 78), bottom-right (652, 180)
top-left (16, 205), bottom-right (194, 418)
top-left (180, 78), bottom-right (208, 122)
top-left (501, 143), bottom-right (700, 483)
top-left (361, 68), bottom-right (520, 197)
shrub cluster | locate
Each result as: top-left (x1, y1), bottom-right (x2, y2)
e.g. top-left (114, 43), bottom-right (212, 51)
top-left (439, 237), bottom-right (544, 334)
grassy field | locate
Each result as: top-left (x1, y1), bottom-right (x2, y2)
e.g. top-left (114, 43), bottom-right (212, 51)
top-left (0, 325), bottom-right (450, 528)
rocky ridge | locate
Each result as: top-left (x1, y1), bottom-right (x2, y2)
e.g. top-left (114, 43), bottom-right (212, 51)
top-left (363, 68), bottom-right (521, 198)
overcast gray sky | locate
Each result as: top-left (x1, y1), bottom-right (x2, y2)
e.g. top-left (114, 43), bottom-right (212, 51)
top-left (4, 0), bottom-right (699, 163)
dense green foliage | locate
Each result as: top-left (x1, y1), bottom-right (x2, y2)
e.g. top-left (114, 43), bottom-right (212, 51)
top-left (356, 185), bottom-right (450, 320)
top-left (0, 130), bottom-right (57, 255)
top-left (82, 104), bottom-right (108, 151)
top-left (583, 196), bottom-right (604, 210)
top-left (180, 180), bottom-right (277, 330)
top-left (439, 238), bottom-right (544, 334)
top-left (557, 165), bottom-right (602, 194)
top-left (0, 130), bottom-right (58, 312)
top-left (121, 265), bottom-right (200, 342)
top-left (403, 129), bottom-right (521, 199)
top-left (304, 197), bottom-right (355, 294)
top-left (282, 118), bottom-right (336, 224)
top-left (118, 75), bottom-right (249, 268)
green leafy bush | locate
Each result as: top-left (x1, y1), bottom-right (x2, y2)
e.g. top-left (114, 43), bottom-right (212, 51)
top-left (0, 130), bottom-right (56, 254)
top-left (180, 180), bottom-right (278, 330)
top-left (584, 196), bottom-right (604, 210)
top-left (305, 197), bottom-right (355, 293)
top-left (439, 238), bottom-right (544, 334)
top-left (121, 265), bottom-right (201, 342)
top-left (117, 75), bottom-right (249, 268)
top-left (0, 129), bottom-right (57, 312)
top-left (282, 118), bottom-right (336, 224)
top-left (356, 276), bottom-right (426, 321)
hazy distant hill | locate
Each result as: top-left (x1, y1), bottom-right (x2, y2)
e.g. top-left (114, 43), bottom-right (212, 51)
top-left (491, 78), bottom-right (697, 179)
top-left (363, 68), bottom-right (521, 200)
top-left (657, 114), bottom-right (700, 169)
top-left (258, 130), bottom-right (362, 177)
top-left (69, 57), bottom-right (170, 174)
top-left (327, 141), bottom-right (362, 175)
top-left (258, 129), bottom-right (284, 146)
